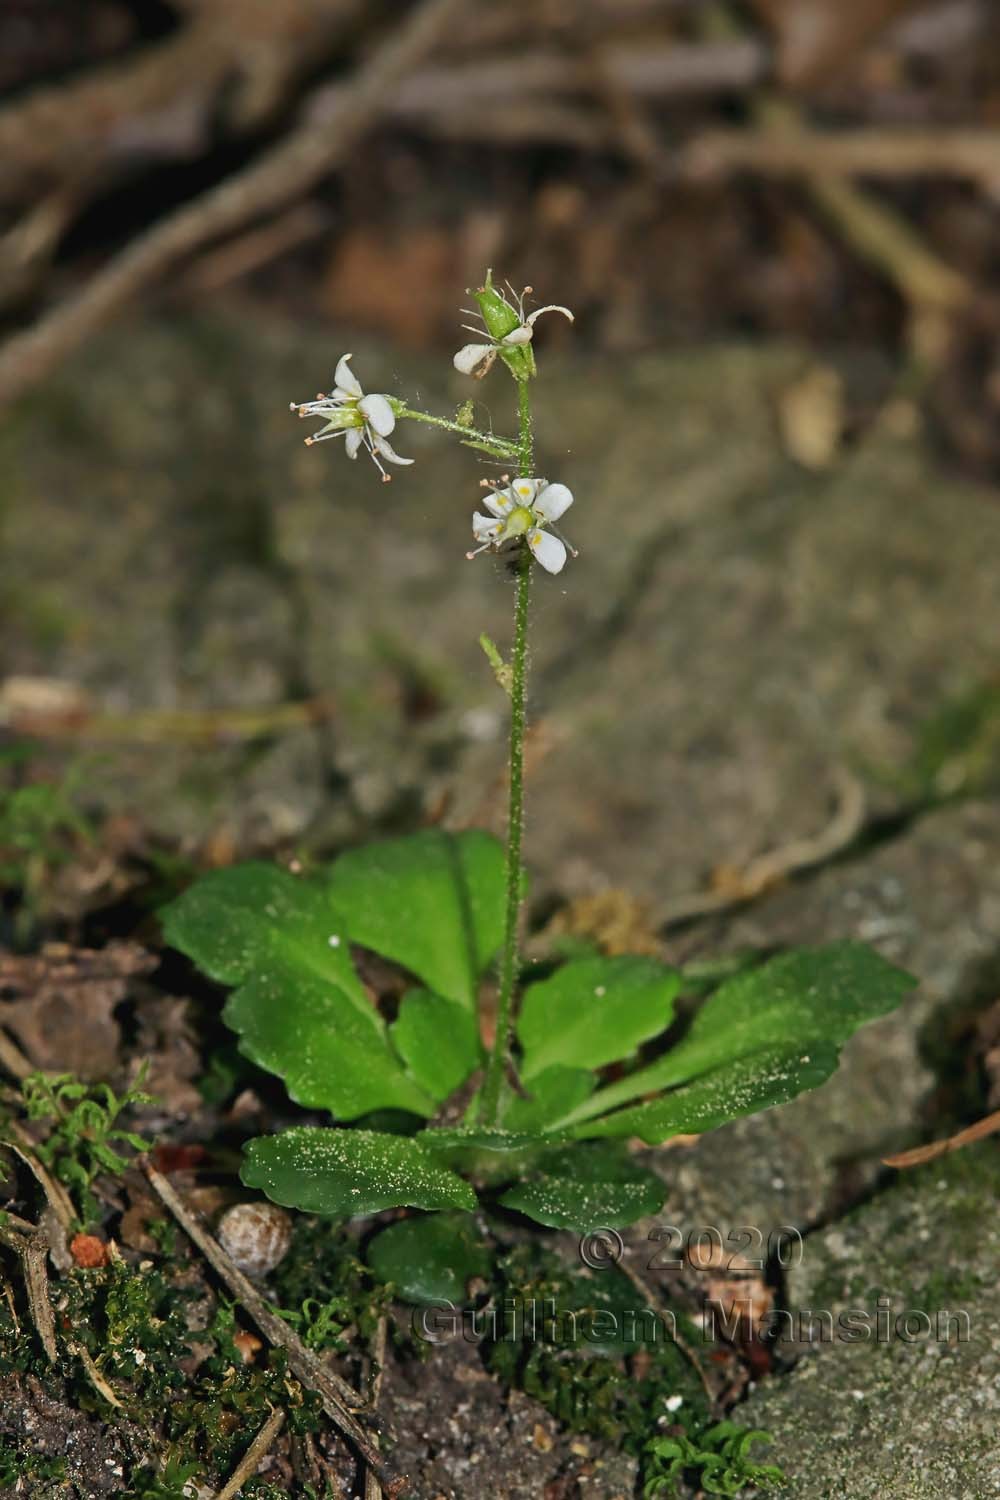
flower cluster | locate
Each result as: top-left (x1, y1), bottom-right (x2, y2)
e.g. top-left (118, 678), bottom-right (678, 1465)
top-left (289, 278), bottom-right (578, 572)
top-left (467, 477), bottom-right (575, 575)
top-left (290, 354), bottom-right (412, 481)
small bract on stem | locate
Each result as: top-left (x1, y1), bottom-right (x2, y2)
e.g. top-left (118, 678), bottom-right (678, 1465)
top-left (290, 270), bottom-right (577, 1128)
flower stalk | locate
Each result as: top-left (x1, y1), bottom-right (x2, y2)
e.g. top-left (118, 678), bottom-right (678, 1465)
top-left (479, 378), bottom-right (534, 1127)
top-left (289, 276), bottom-right (576, 1130)
top-left (392, 403), bottom-right (518, 461)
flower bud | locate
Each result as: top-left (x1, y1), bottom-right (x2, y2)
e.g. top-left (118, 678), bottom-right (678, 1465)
top-left (473, 271), bottom-right (536, 382)
top-left (473, 270), bottom-right (521, 341)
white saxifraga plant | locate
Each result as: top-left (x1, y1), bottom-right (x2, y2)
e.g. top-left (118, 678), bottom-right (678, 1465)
top-left (291, 270), bottom-right (574, 1123)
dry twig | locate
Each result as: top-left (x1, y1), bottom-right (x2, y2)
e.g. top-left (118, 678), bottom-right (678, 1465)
top-left (0, 0), bottom-right (364, 203)
top-left (213, 1405), bottom-right (286, 1500)
top-left (0, 1029), bottom-right (34, 1083)
top-left (0, 1213), bottom-right (57, 1361)
top-left (883, 1108), bottom-right (1000, 1169)
top-left (143, 1161), bottom-right (407, 1498)
top-left (4, 1123), bottom-right (76, 1233)
top-left (660, 767), bottom-right (866, 928)
top-left (0, 0), bottom-right (469, 408)
top-left (363, 1314), bottom-right (389, 1500)
top-left (70, 1342), bottom-right (126, 1409)
top-left (683, 126), bottom-right (1000, 191)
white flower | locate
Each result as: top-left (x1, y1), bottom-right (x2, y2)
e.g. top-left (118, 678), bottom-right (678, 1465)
top-left (289, 353), bottom-right (413, 482)
top-left (454, 292), bottom-right (574, 379)
top-left (467, 476), bottom-right (576, 574)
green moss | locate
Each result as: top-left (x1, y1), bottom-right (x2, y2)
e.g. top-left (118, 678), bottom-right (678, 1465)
top-left (270, 1215), bottom-right (392, 1354)
top-left (0, 1436), bottom-right (67, 1491)
top-left (803, 1141), bottom-right (1000, 1316)
top-left (478, 1242), bottom-right (779, 1495)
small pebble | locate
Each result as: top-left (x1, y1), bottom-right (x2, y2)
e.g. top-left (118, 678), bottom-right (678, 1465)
top-left (217, 1201), bottom-right (293, 1276)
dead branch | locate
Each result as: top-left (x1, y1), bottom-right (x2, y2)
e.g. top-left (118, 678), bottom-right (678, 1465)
top-left (732, 93), bottom-right (974, 365)
top-left (213, 1406), bottom-right (286, 1500)
top-left (70, 1341), bottom-right (127, 1409)
top-left (883, 1107), bottom-right (1000, 1169)
top-left (0, 1213), bottom-right (57, 1362)
top-left (0, 0), bottom-right (469, 409)
top-left (808, 173), bottom-right (971, 327)
top-left (659, 768), bottom-right (866, 929)
top-left (683, 127), bottom-right (1000, 192)
top-left (4, 1123), bottom-right (76, 1233)
top-left (0, 0), bottom-right (365, 204)
top-left (143, 1161), bottom-right (407, 1498)
top-left (0, 1029), bottom-right (34, 1083)
top-left (1, 690), bottom-right (338, 745)
top-left (362, 1314), bottom-right (389, 1500)
top-left (386, 40), bottom-right (768, 117)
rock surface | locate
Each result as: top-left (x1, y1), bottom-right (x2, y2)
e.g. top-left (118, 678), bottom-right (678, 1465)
top-left (651, 798), bottom-right (1000, 1238)
top-left (736, 1143), bottom-right (1000, 1499)
top-left (6, 313), bottom-right (1000, 889)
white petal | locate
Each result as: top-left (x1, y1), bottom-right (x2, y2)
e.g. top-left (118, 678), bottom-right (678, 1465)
top-left (511, 477), bottom-right (540, 505)
top-left (501, 324), bottom-right (533, 346)
top-left (533, 482), bottom-right (573, 523)
top-left (371, 431), bottom-right (413, 466)
top-left (473, 510), bottom-right (503, 541)
top-left (453, 343), bottom-right (497, 377)
top-left (344, 427), bottom-right (363, 459)
top-left (358, 393), bottom-right (395, 436)
top-left (528, 528), bottom-right (567, 574)
top-left (525, 304), bottom-right (574, 326)
top-left (334, 353), bottom-right (363, 398)
top-left (483, 487), bottom-right (515, 518)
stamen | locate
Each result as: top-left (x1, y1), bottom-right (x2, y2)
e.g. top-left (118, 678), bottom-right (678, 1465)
top-left (551, 524), bottom-right (578, 557)
top-left (364, 428), bottom-right (390, 482)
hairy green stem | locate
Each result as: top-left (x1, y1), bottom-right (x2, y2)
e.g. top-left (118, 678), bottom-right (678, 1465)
top-left (480, 379), bottom-right (534, 1126)
top-left (395, 404), bottom-right (518, 458)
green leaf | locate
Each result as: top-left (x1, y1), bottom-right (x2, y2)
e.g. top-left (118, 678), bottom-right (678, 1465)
top-left (499, 1141), bottom-right (664, 1230)
top-left (421, 1127), bottom-right (560, 1183)
top-left (366, 1212), bottom-right (491, 1305)
top-left (161, 862), bottom-right (368, 1002)
top-left (225, 968), bottom-right (434, 1119)
top-left (324, 830), bottom-right (507, 1010)
top-left (390, 990), bottom-right (483, 1103)
top-left (517, 956), bottom-right (680, 1081)
top-left (576, 1042), bottom-right (838, 1144)
top-left (562, 942), bottom-right (913, 1134)
top-left (241, 1127), bottom-right (477, 1219)
top-left (498, 1066), bottom-right (595, 1133)
top-left (163, 863), bottom-right (433, 1118)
